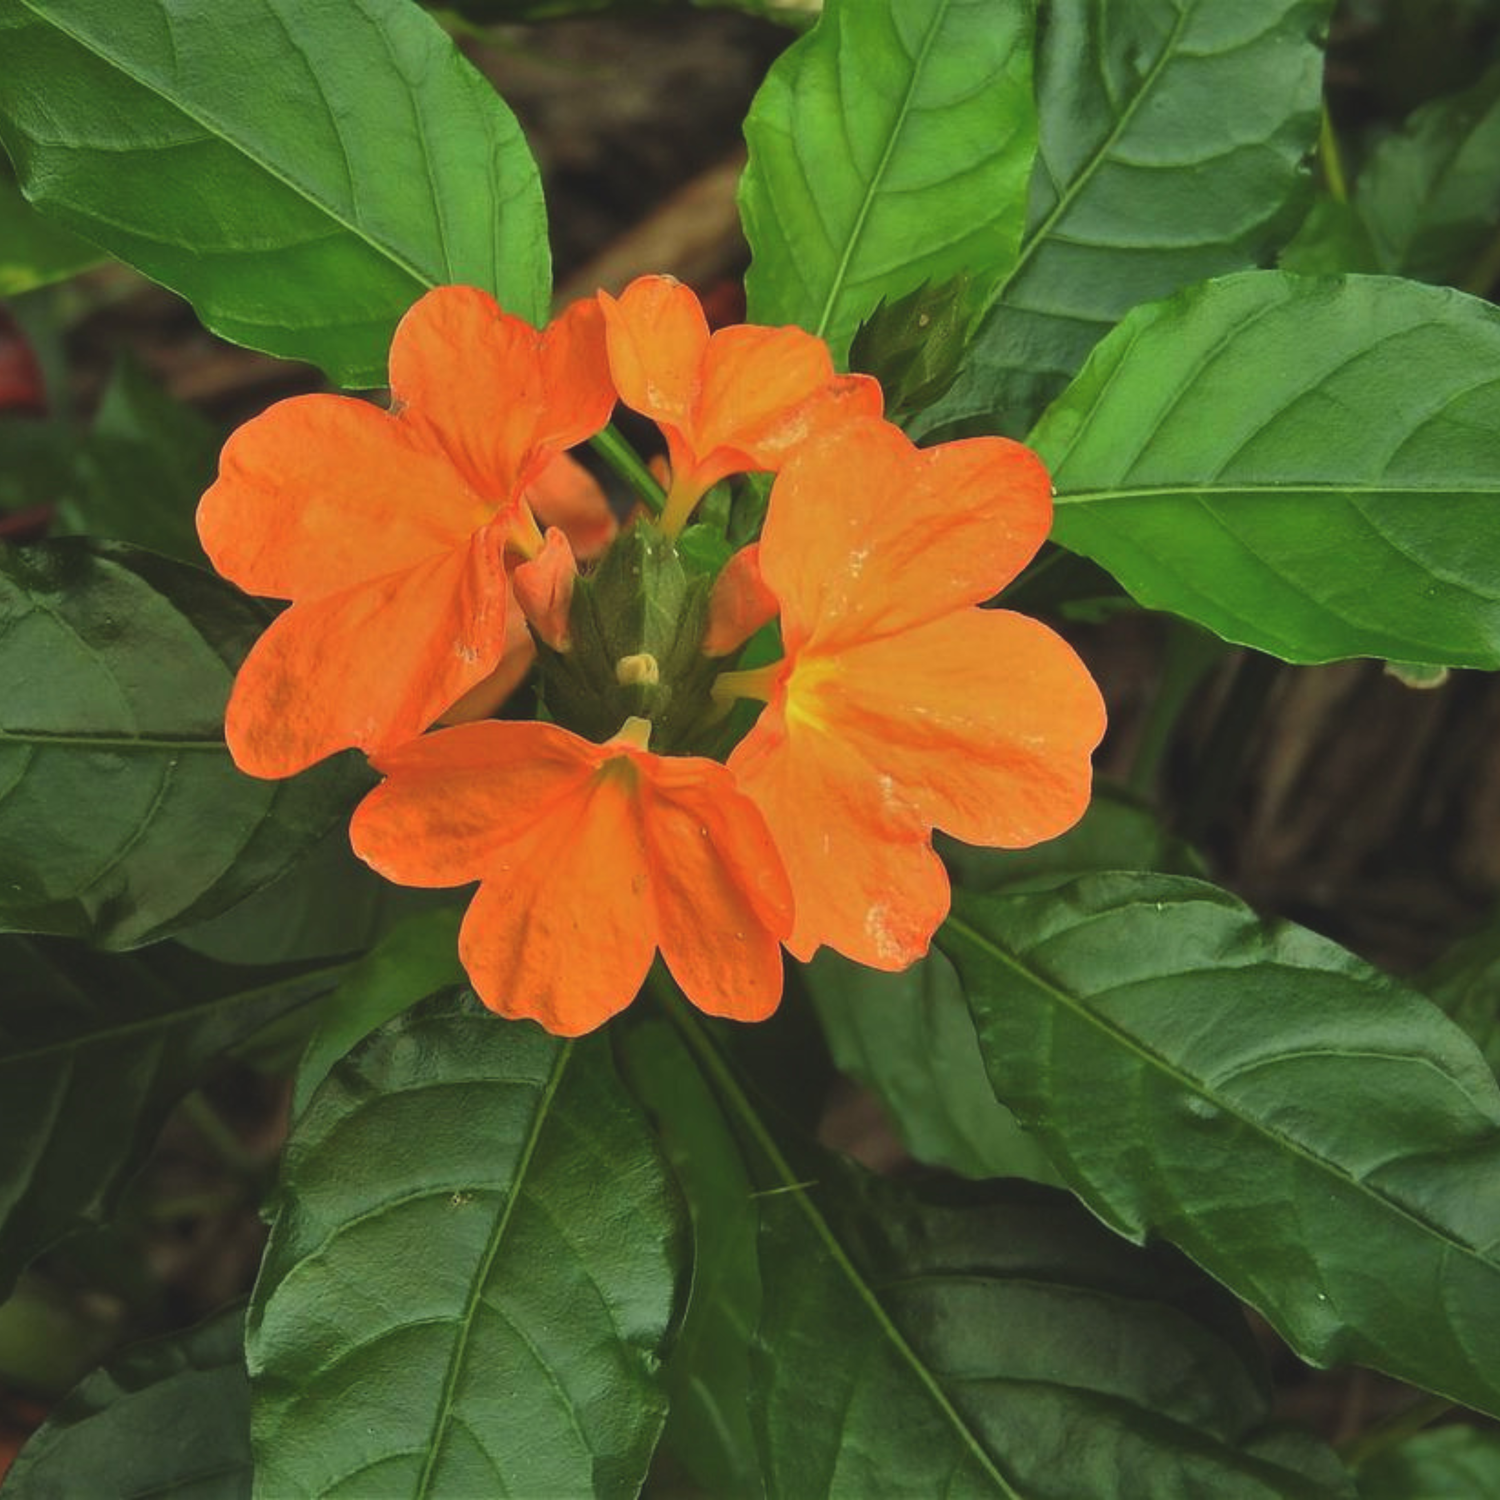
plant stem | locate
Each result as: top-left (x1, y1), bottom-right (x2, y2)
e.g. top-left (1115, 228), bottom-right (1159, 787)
top-left (589, 425), bottom-right (666, 516)
top-left (1127, 622), bottom-right (1228, 799)
top-left (1179, 650), bottom-right (1281, 845)
top-left (1460, 219), bottom-right (1500, 298)
top-left (1319, 105), bottom-right (1350, 204)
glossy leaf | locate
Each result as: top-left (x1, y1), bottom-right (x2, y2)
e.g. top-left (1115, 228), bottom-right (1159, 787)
top-left (1356, 1424), bottom-right (1500, 1499)
top-left (291, 905), bottom-right (463, 1116)
top-left (923, 0), bottom-right (1330, 437)
top-left (249, 992), bottom-right (684, 1499)
top-left (0, 165), bottom-right (103, 296)
top-left (0, 0), bottom-right (548, 387)
top-left (619, 1017), bottom-right (763, 1500)
top-left (750, 1158), bottom-right (1351, 1498)
top-left (0, 540), bottom-right (368, 947)
top-left (1033, 272), bottom-right (1500, 667)
top-left (1422, 920), bottom-right (1500, 1079)
top-left (0, 937), bottom-right (342, 1298)
top-left (740, 0), bottom-right (1036, 363)
top-left (0, 1305), bottom-right (250, 1499)
top-left (941, 873), bottom-right (1500, 1419)
top-left (804, 792), bottom-right (1197, 1180)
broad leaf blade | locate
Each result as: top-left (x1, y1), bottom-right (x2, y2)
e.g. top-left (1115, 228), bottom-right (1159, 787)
top-left (0, 1305), bottom-right (250, 1499)
top-left (0, 539), bottom-right (367, 948)
top-left (941, 873), bottom-right (1500, 1419)
top-left (924, 0), bottom-right (1330, 437)
top-left (740, 0), bottom-right (1036, 363)
top-left (249, 992), bottom-right (684, 1499)
top-left (1356, 1425), bottom-right (1500, 1498)
top-left (0, 164), bottom-right (104, 295)
top-left (1033, 273), bottom-right (1500, 667)
top-left (0, 937), bottom-right (342, 1297)
top-left (751, 1161), bottom-right (1350, 1498)
top-left (0, 0), bottom-right (548, 386)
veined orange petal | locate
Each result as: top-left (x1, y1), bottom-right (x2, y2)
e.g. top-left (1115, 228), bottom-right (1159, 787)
top-left (389, 287), bottom-right (614, 502)
top-left (598, 276), bottom-right (708, 442)
top-left (224, 532), bottom-right (509, 777)
top-left (727, 700), bottom-right (949, 968)
top-left (438, 600), bottom-right (536, 725)
top-left (639, 754), bottom-right (792, 1020)
top-left (703, 543), bottom-right (777, 657)
top-left (788, 610), bottom-right (1106, 850)
top-left (525, 451), bottom-right (616, 560)
top-left (759, 421), bottom-right (1054, 652)
top-left (455, 774), bottom-right (656, 1034)
top-left (198, 394), bottom-right (483, 601)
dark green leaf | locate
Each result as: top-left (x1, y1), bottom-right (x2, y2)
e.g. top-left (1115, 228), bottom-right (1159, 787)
top-left (0, 0), bottom-right (548, 387)
top-left (1356, 1424), bottom-right (1500, 1499)
top-left (50, 356), bottom-right (217, 564)
top-left (1422, 919), bottom-right (1500, 1079)
top-left (1033, 273), bottom-right (1500, 667)
top-left (1279, 197), bottom-right (1380, 276)
top-left (750, 1159), bottom-right (1351, 1498)
top-left (0, 539), bottom-right (367, 947)
top-left (923, 0), bottom-right (1331, 438)
top-left (249, 992), bottom-right (684, 1498)
top-left (0, 937), bottom-right (342, 1298)
top-left (0, 163), bottom-right (104, 296)
top-left (0, 1304), bottom-right (250, 1500)
top-left (291, 906), bottom-right (463, 1116)
top-left (740, 0), bottom-right (1036, 363)
top-left (941, 873), bottom-right (1500, 1419)
top-left (619, 1016), bottom-right (763, 1499)
top-left (1356, 61), bottom-right (1500, 286)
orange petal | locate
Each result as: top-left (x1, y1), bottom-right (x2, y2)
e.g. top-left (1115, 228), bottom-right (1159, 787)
top-left (225, 533), bottom-right (510, 777)
top-left (639, 754), bottom-right (792, 1021)
top-left (790, 610), bottom-right (1106, 849)
top-left (703, 544), bottom-right (778, 657)
top-left (439, 600), bottom-right (536, 725)
top-left (198, 393), bottom-right (483, 601)
top-left (690, 324), bottom-right (882, 490)
top-left (599, 276), bottom-right (708, 448)
top-left (727, 700), bottom-right (949, 968)
top-left (389, 287), bottom-right (614, 501)
top-left (511, 527), bottom-right (577, 651)
top-left (759, 421), bottom-right (1054, 651)
top-left (525, 451), bottom-right (616, 561)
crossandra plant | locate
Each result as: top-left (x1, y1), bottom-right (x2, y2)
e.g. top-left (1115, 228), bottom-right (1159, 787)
top-left (2, 0), bottom-right (1500, 1494)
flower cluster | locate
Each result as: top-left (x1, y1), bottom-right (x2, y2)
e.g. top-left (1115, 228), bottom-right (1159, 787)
top-left (198, 276), bottom-right (1105, 1035)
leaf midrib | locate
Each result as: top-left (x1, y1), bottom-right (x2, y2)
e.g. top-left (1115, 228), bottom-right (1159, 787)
top-left (0, 729), bottom-right (226, 751)
top-left (940, 905), bottom-right (1500, 1280)
top-left (15, 0), bottom-right (434, 292)
top-left (1053, 481), bottom-right (1500, 505)
top-left (813, 0), bottom-right (952, 341)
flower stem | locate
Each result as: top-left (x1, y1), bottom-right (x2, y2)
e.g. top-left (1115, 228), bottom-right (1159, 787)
top-left (1319, 104), bottom-right (1350, 204)
top-left (1339, 1394), bottom-right (1452, 1469)
top-left (589, 425), bottom-right (666, 517)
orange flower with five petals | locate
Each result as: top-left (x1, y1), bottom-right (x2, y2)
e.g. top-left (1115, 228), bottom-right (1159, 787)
top-left (197, 286), bottom-right (616, 777)
top-left (717, 419), bottom-right (1106, 969)
top-left (599, 275), bottom-right (883, 534)
top-left (348, 718), bottom-right (793, 1035)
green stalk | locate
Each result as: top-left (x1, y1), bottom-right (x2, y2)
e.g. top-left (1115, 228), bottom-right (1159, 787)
top-left (590, 425), bottom-right (666, 516)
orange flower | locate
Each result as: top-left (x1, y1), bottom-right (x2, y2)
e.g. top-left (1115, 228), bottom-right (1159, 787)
top-left (718, 420), bottom-right (1106, 969)
top-left (599, 275), bottom-right (883, 535)
top-left (197, 287), bottom-right (616, 777)
top-left (348, 718), bottom-right (794, 1035)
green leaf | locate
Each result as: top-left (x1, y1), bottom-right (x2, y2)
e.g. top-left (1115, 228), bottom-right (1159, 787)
top-left (0, 539), bottom-right (368, 947)
top-left (0, 0), bottom-right (548, 387)
top-left (1356, 1424), bottom-right (1500, 1498)
top-left (0, 937), bottom-right (342, 1297)
top-left (750, 1159), bottom-right (1351, 1498)
top-left (1356, 61), bottom-right (1500, 286)
top-left (0, 163), bottom-right (104, 295)
top-left (0, 1304), bottom-right (250, 1499)
top-left (291, 905), bottom-right (464, 1116)
top-left (249, 992), bottom-right (684, 1499)
top-left (1032, 272), bottom-right (1500, 668)
top-left (923, 0), bottom-right (1331, 438)
top-left (619, 1017), bottom-right (763, 1499)
top-left (1279, 196), bottom-right (1381, 276)
top-left (740, 0), bottom-right (1036, 363)
top-left (941, 873), bottom-right (1500, 1419)
top-left (1422, 918), bottom-right (1500, 1079)
top-left (50, 356), bottom-right (218, 564)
